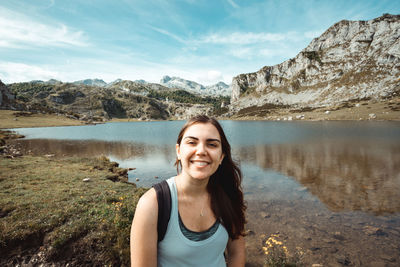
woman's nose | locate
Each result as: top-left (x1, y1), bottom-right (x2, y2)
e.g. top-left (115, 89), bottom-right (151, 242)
top-left (196, 143), bottom-right (206, 155)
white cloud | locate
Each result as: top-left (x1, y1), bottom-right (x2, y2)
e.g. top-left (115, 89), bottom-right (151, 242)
top-left (196, 70), bottom-right (224, 85)
top-left (198, 32), bottom-right (298, 45)
top-left (148, 25), bottom-right (187, 44)
top-left (229, 47), bottom-right (253, 59)
top-left (227, 0), bottom-right (239, 9)
top-left (0, 59), bottom-right (236, 86)
top-left (0, 62), bottom-right (59, 83)
top-left (0, 7), bottom-right (88, 49)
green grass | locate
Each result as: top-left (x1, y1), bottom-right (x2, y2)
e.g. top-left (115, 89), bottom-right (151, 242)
top-left (0, 155), bottom-right (147, 266)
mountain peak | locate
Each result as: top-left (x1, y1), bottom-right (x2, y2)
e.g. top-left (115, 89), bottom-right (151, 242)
top-left (73, 79), bottom-right (107, 87)
top-left (231, 14), bottom-right (400, 109)
top-left (159, 76), bottom-right (231, 96)
top-left (160, 75), bottom-right (172, 83)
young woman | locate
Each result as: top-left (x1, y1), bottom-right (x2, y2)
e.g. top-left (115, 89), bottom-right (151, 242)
top-left (130, 115), bottom-right (246, 266)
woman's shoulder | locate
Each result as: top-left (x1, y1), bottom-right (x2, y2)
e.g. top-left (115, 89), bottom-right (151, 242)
top-left (132, 187), bottom-right (158, 232)
top-left (136, 177), bottom-right (175, 216)
top-left (137, 187), bottom-right (157, 211)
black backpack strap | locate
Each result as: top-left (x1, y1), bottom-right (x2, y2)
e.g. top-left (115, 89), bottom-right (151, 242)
top-left (153, 179), bottom-right (171, 242)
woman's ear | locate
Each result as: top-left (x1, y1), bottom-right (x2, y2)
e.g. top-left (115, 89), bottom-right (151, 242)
top-left (219, 153), bottom-right (225, 165)
top-left (176, 144), bottom-right (181, 160)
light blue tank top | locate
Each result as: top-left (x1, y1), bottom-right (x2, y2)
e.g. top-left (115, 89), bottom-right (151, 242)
top-left (157, 177), bottom-right (229, 267)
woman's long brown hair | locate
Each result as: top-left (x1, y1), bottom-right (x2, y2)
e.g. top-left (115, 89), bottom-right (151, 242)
top-left (175, 115), bottom-right (246, 239)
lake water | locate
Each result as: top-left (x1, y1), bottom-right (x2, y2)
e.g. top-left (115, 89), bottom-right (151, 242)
top-left (9, 121), bottom-right (400, 266)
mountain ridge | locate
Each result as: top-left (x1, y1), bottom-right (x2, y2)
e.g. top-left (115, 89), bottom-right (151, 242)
top-left (230, 13), bottom-right (400, 112)
top-left (159, 75), bottom-right (231, 96)
top-left (22, 77), bottom-right (231, 97)
top-left (4, 78), bottom-right (229, 121)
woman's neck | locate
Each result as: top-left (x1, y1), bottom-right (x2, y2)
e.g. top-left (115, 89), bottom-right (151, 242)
top-left (175, 173), bottom-right (209, 197)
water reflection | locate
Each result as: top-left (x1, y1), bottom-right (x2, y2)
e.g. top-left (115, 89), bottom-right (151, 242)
top-left (8, 122), bottom-right (400, 265)
top-left (10, 139), bottom-right (151, 159)
top-left (9, 138), bottom-right (178, 187)
top-left (10, 137), bottom-right (400, 214)
top-left (238, 140), bottom-right (400, 215)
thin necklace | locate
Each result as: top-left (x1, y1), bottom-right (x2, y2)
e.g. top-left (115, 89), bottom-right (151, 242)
top-left (178, 181), bottom-right (208, 217)
top-left (200, 197), bottom-right (206, 216)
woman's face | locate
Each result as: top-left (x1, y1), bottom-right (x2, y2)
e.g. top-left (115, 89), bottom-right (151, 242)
top-left (176, 122), bottom-right (225, 181)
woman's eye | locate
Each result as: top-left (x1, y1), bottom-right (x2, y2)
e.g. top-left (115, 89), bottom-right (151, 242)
top-left (208, 143), bottom-right (217, 147)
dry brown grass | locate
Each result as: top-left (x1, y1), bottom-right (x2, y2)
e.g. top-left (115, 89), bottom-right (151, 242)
top-left (233, 97), bottom-right (400, 121)
top-left (0, 110), bottom-right (84, 129)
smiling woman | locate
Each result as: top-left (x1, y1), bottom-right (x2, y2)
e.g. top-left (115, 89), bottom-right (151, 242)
top-left (175, 123), bottom-right (225, 180)
top-left (130, 115), bottom-right (246, 267)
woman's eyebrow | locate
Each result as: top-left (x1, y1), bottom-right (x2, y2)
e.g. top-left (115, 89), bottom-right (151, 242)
top-left (183, 136), bottom-right (198, 140)
top-left (183, 136), bottom-right (221, 143)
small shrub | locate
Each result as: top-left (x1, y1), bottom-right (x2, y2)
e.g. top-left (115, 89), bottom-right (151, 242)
top-left (263, 234), bottom-right (304, 267)
top-left (303, 51), bottom-right (322, 65)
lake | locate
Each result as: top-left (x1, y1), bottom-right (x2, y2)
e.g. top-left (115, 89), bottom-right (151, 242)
top-left (9, 120), bottom-right (400, 266)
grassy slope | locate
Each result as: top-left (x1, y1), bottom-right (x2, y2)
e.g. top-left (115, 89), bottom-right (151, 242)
top-left (0, 110), bottom-right (84, 129)
top-left (232, 97), bottom-right (400, 121)
top-left (0, 155), bottom-right (147, 266)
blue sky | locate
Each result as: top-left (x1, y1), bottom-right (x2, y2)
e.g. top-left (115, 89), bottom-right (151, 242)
top-left (0, 0), bottom-right (399, 85)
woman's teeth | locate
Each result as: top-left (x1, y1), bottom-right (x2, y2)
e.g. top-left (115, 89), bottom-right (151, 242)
top-left (192, 161), bottom-right (208, 166)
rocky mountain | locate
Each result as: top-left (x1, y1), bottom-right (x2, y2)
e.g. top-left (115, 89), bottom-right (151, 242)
top-left (133, 79), bottom-right (147, 84)
top-left (7, 80), bottom-right (171, 120)
top-left (67, 77), bottom-right (231, 97)
top-left (107, 79), bottom-right (172, 94)
top-left (231, 14), bottom-right (400, 112)
top-left (160, 75), bottom-right (231, 96)
top-left (160, 75), bottom-right (205, 92)
top-left (73, 79), bottom-right (107, 87)
top-left (205, 82), bottom-right (230, 96)
top-left (0, 80), bottom-right (16, 109)
top-left (7, 79), bottom-right (228, 121)
top-left (106, 79), bottom-right (123, 87)
top-left (30, 79), bottom-right (62, 85)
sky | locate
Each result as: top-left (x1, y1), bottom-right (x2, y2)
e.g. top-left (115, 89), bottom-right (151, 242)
top-left (0, 0), bottom-right (399, 85)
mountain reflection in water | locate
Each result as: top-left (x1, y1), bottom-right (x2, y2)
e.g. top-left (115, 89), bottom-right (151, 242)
top-left (10, 139), bottom-right (152, 159)
top-left (239, 140), bottom-right (400, 215)
top-left (10, 138), bottom-right (400, 214)
top-left (9, 121), bottom-right (400, 266)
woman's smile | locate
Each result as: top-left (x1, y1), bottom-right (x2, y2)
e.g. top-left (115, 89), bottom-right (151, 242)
top-left (190, 160), bottom-right (210, 167)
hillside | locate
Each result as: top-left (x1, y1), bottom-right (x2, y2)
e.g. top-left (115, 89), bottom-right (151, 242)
top-left (0, 80), bottom-right (16, 110)
top-left (230, 14), bottom-right (400, 118)
top-left (5, 80), bottom-right (229, 121)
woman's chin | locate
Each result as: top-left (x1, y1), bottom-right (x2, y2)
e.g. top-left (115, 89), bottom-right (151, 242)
top-left (181, 171), bottom-right (211, 181)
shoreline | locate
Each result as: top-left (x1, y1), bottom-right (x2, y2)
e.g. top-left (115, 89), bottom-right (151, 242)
top-left (0, 136), bottom-right (146, 265)
top-left (1, 100), bottom-right (399, 130)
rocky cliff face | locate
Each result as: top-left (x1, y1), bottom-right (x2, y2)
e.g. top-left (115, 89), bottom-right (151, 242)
top-left (231, 14), bottom-right (400, 111)
top-left (0, 80), bottom-right (15, 109)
